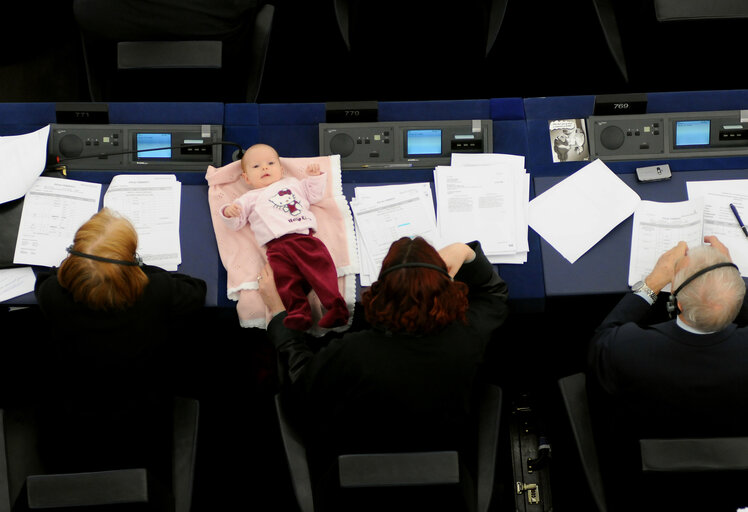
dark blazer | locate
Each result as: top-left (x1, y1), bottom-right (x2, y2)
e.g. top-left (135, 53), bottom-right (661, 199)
top-left (269, 241), bottom-right (508, 468)
top-left (33, 265), bottom-right (206, 476)
top-left (35, 265), bottom-right (206, 382)
top-left (589, 292), bottom-right (748, 438)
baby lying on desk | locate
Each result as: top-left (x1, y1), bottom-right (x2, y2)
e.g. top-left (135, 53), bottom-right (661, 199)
top-left (219, 143), bottom-right (349, 331)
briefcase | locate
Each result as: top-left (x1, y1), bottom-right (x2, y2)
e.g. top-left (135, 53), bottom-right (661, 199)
top-left (509, 392), bottom-right (553, 511)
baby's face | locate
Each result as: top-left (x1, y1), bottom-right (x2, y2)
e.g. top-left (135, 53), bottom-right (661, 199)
top-left (241, 146), bottom-right (283, 188)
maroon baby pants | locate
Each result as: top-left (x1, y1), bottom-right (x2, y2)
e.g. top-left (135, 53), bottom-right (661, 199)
top-left (265, 233), bottom-right (349, 331)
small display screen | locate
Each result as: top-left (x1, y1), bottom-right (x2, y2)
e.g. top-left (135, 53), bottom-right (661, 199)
top-left (675, 120), bottom-right (710, 147)
top-left (137, 133), bottom-right (172, 158)
top-left (406, 129), bottom-right (442, 156)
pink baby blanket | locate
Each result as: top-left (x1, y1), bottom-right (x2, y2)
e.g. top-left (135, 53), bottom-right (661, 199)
top-left (205, 154), bottom-right (358, 330)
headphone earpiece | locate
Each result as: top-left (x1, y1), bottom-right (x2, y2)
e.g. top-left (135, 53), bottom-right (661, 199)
top-left (666, 293), bottom-right (680, 318)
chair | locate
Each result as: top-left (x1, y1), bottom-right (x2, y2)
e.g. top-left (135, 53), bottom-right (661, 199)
top-left (274, 383), bottom-right (503, 512)
top-left (0, 396), bottom-right (199, 512)
top-left (72, 0), bottom-right (275, 102)
top-left (558, 372), bottom-right (748, 512)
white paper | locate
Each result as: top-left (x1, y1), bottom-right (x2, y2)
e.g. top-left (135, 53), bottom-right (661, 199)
top-left (0, 267), bottom-right (36, 302)
top-left (687, 179), bottom-right (748, 276)
top-left (0, 125), bottom-right (51, 204)
top-left (528, 159), bottom-right (641, 264)
top-left (436, 153), bottom-right (529, 264)
top-left (103, 174), bottom-right (182, 271)
top-left (13, 177), bottom-right (102, 267)
top-left (628, 199), bottom-right (705, 288)
top-left (351, 183), bottom-right (440, 286)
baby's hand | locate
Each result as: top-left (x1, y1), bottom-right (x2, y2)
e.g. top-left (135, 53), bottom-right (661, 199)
top-left (306, 163), bottom-right (321, 176)
top-left (224, 203), bottom-right (241, 218)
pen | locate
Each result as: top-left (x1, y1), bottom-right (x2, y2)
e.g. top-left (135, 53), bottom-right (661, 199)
top-left (730, 203), bottom-right (748, 238)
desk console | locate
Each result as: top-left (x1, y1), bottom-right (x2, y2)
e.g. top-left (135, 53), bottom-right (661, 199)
top-left (589, 110), bottom-right (748, 161)
top-left (319, 120), bottom-right (492, 169)
top-left (48, 123), bottom-right (223, 171)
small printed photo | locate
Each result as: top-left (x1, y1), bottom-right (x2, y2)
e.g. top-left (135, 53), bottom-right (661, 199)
top-left (549, 119), bottom-right (589, 163)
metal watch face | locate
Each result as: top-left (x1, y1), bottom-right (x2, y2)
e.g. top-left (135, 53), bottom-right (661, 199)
top-left (632, 281), bottom-right (645, 291)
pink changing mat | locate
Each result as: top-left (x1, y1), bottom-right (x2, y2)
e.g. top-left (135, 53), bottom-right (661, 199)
top-left (205, 154), bottom-right (358, 330)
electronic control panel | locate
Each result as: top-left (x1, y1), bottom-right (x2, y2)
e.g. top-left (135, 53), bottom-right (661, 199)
top-left (319, 120), bottom-right (493, 169)
top-left (588, 110), bottom-right (748, 161)
top-left (48, 123), bottom-right (223, 171)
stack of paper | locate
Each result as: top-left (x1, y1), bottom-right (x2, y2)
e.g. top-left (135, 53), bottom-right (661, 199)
top-left (350, 182), bottom-right (441, 286)
top-left (434, 153), bottom-right (530, 264)
top-left (103, 174), bottom-right (182, 271)
top-left (12, 174), bottom-right (183, 272)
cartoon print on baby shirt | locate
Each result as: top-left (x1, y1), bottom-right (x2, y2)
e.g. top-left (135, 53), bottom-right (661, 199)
top-left (269, 188), bottom-right (302, 216)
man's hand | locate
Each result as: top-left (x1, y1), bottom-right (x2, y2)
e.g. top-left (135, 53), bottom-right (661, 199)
top-left (704, 235), bottom-right (732, 260)
top-left (645, 241), bottom-right (688, 294)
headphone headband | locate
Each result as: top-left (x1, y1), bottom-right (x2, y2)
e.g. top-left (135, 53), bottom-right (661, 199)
top-left (671, 262), bottom-right (739, 298)
top-left (379, 262), bottom-right (452, 280)
top-left (667, 261), bottom-right (739, 317)
top-left (66, 245), bottom-right (143, 267)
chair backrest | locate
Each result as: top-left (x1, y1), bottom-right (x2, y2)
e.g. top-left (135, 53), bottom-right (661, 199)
top-left (275, 383), bottom-right (502, 512)
top-left (654, 0), bottom-right (748, 21)
top-left (557, 373), bottom-right (608, 512)
top-left (0, 397), bottom-right (199, 512)
top-left (560, 373), bottom-right (748, 512)
top-left (74, 1), bottom-right (275, 102)
top-left (338, 451), bottom-right (460, 488)
top-left (640, 437), bottom-right (748, 472)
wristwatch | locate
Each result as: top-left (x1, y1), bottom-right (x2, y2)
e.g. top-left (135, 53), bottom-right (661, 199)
top-left (631, 280), bottom-right (658, 304)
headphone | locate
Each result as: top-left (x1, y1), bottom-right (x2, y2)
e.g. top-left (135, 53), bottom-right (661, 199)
top-left (66, 245), bottom-right (143, 267)
top-left (379, 262), bottom-right (452, 280)
top-left (666, 262), bottom-right (738, 317)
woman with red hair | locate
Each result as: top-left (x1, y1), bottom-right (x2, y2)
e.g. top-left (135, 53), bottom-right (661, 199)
top-left (259, 236), bottom-right (508, 508)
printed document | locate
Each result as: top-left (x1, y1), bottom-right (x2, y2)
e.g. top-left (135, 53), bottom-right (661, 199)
top-left (0, 267), bottom-right (36, 302)
top-left (686, 179), bottom-right (748, 277)
top-left (13, 176), bottom-right (102, 267)
top-left (435, 153), bottom-right (529, 264)
top-left (350, 182), bottom-right (440, 286)
top-left (0, 125), bottom-right (50, 204)
top-left (628, 199), bottom-right (705, 288)
top-left (103, 174), bottom-right (182, 271)
top-left (528, 159), bottom-right (641, 264)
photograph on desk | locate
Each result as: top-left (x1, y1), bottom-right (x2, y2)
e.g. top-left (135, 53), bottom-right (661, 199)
top-left (548, 118), bottom-right (589, 163)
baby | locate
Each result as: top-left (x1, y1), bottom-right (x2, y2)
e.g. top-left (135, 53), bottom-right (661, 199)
top-left (221, 143), bottom-right (349, 331)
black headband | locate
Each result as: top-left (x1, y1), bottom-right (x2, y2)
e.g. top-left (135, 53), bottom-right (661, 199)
top-left (66, 245), bottom-right (143, 267)
top-left (379, 262), bottom-right (452, 280)
top-left (672, 262), bottom-right (739, 298)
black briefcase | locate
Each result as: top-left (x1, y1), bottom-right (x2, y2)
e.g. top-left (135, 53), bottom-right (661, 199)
top-left (509, 392), bottom-right (553, 511)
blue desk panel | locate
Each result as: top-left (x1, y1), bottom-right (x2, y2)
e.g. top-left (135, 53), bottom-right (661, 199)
top-left (535, 168), bottom-right (748, 297)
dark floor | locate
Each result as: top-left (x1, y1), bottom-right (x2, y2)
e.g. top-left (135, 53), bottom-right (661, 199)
top-left (3, 2), bottom-right (748, 511)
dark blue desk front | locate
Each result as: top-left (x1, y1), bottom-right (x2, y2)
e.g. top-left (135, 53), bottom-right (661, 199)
top-left (535, 168), bottom-right (748, 297)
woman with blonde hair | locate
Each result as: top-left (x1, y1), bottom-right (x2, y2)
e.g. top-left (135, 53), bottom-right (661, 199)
top-left (33, 207), bottom-right (206, 480)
